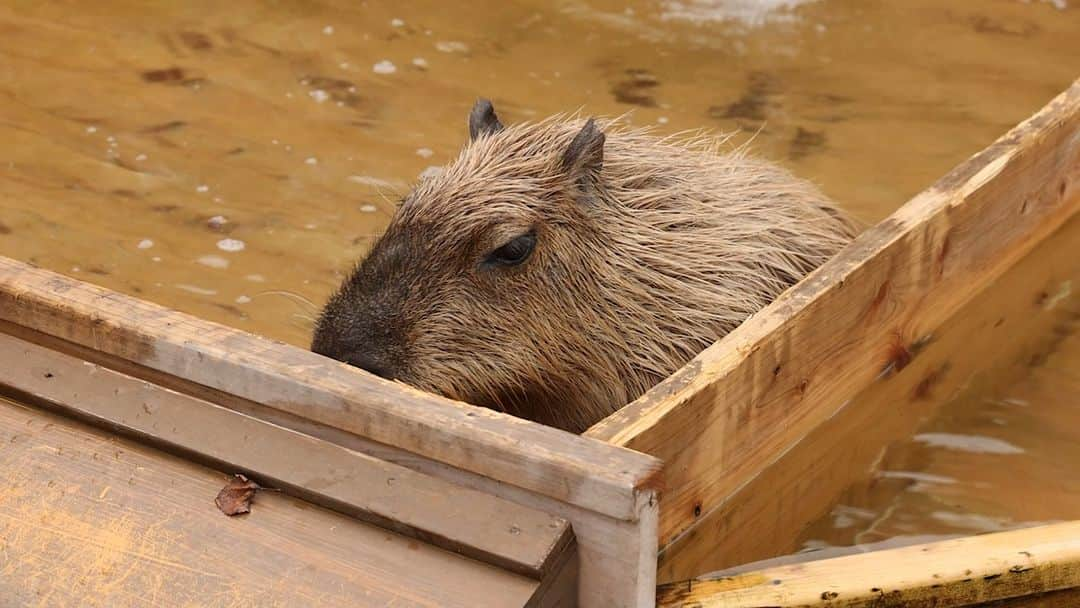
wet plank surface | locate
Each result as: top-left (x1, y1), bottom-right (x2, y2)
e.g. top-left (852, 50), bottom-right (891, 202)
top-left (0, 395), bottom-right (541, 608)
top-left (657, 521), bottom-right (1080, 608)
top-left (0, 328), bottom-right (575, 580)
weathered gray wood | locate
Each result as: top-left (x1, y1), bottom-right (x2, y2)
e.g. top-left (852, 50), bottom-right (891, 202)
top-left (0, 329), bottom-right (574, 580)
top-left (0, 257), bottom-right (662, 523)
top-left (0, 395), bottom-right (544, 608)
top-left (0, 253), bottom-right (662, 606)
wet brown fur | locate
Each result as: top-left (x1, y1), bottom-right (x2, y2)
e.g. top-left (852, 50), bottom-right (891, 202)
top-left (313, 101), bottom-right (858, 433)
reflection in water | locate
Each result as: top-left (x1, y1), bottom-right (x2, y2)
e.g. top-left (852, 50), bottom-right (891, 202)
top-left (0, 0), bottom-right (1077, 555)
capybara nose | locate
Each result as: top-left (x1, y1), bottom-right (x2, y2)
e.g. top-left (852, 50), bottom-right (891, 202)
top-left (347, 351), bottom-right (395, 380)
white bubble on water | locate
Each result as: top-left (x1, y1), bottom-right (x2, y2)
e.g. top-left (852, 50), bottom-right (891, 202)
top-left (913, 433), bottom-right (1024, 455)
top-left (235, 295), bottom-right (252, 304)
top-left (416, 147), bottom-right (434, 158)
top-left (373, 60), bottom-right (397, 74)
top-left (419, 165), bottom-right (443, 180)
top-left (391, 18), bottom-right (405, 27)
top-left (436, 41), bottom-right (468, 53)
top-left (137, 239), bottom-right (154, 250)
top-left (412, 57), bottom-right (429, 69)
top-left (245, 274), bottom-right (266, 283)
top-left (135, 153), bottom-right (147, 161)
top-left (309, 89), bottom-right (330, 103)
top-left (347, 175), bottom-right (397, 189)
top-left (305, 156), bottom-right (318, 166)
top-left (197, 254), bottom-right (229, 269)
top-left (85, 126), bottom-right (98, 134)
top-left (217, 238), bottom-right (246, 252)
top-left (176, 284), bottom-right (217, 296)
top-left (196, 184), bottom-right (209, 193)
top-left (360, 204), bottom-right (378, 213)
top-left (322, 25), bottom-right (335, 35)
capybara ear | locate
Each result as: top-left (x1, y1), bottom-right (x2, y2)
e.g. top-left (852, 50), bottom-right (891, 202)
top-left (468, 98), bottom-right (504, 140)
top-left (561, 118), bottom-right (605, 195)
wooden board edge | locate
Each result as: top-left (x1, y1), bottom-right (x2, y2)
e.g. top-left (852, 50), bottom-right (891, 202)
top-left (585, 77), bottom-right (1080, 445)
top-left (0, 329), bottom-right (575, 581)
top-left (0, 254), bottom-right (662, 522)
top-left (656, 521), bottom-right (1080, 607)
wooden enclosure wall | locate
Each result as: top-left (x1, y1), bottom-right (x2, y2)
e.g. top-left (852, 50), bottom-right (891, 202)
top-left (0, 253), bottom-right (663, 607)
top-left (587, 79), bottom-right (1080, 578)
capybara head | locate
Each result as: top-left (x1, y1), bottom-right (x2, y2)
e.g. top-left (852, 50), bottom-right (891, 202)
top-left (313, 99), bottom-right (856, 432)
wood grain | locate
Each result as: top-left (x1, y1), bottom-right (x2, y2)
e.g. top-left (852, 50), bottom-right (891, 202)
top-left (657, 521), bottom-right (1080, 608)
top-left (0, 396), bottom-right (543, 608)
top-left (0, 330), bottom-right (573, 580)
top-left (0, 250), bottom-right (661, 605)
top-left (0, 254), bottom-right (661, 522)
top-left (656, 213), bottom-right (1080, 581)
top-left (587, 80), bottom-right (1080, 555)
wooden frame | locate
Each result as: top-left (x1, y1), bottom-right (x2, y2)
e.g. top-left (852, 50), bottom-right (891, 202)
top-left (657, 522), bottom-right (1080, 607)
top-left (586, 78), bottom-right (1080, 585)
top-left (1, 78), bottom-right (1077, 607)
top-left (0, 257), bottom-right (661, 607)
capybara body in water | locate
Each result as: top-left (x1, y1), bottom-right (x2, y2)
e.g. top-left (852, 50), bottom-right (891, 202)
top-left (312, 99), bottom-right (857, 433)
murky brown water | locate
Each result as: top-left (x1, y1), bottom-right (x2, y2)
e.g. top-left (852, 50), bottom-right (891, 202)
top-left (1, 0), bottom-right (1078, 567)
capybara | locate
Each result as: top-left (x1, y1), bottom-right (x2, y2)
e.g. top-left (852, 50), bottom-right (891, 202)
top-left (312, 99), bottom-right (857, 433)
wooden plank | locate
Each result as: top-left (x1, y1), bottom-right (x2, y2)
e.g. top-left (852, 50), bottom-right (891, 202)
top-left (0, 396), bottom-right (543, 608)
top-left (656, 213), bottom-right (1080, 580)
top-left (0, 321), bottom-right (651, 606)
top-left (656, 521), bottom-right (1080, 608)
top-left (0, 251), bottom-right (662, 605)
top-left (195, 395), bottom-right (660, 608)
top-left (586, 80), bottom-right (1080, 553)
top-left (0, 330), bottom-right (574, 581)
top-left (0, 256), bottom-right (662, 524)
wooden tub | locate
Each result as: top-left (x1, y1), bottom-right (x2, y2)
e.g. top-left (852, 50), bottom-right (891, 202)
top-left (1, 79), bottom-right (1077, 608)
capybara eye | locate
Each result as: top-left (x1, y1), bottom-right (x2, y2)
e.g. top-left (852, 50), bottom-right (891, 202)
top-left (486, 232), bottom-right (536, 267)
